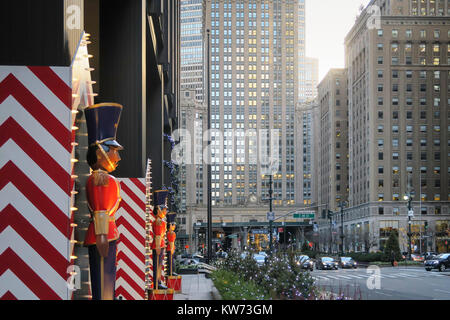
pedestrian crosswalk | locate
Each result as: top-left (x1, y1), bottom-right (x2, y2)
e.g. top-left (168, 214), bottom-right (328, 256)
top-left (311, 269), bottom-right (449, 282)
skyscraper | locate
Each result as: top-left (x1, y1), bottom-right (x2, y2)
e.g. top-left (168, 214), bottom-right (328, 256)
top-left (205, 0), bottom-right (300, 208)
top-left (181, 0), bottom-right (204, 102)
top-left (179, 0), bottom-right (307, 252)
top-left (343, 0), bottom-right (450, 253)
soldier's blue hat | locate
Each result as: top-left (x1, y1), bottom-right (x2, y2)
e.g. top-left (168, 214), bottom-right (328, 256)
top-left (167, 212), bottom-right (177, 224)
top-left (84, 103), bottom-right (123, 150)
top-left (154, 190), bottom-right (169, 208)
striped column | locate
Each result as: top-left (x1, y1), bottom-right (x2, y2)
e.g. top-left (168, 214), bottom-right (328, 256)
top-left (0, 65), bottom-right (74, 300)
top-left (0, 33), bottom-right (94, 300)
top-left (115, 178), bottom-right (146, 300)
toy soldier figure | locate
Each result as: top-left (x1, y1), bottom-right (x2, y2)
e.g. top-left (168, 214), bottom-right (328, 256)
top-left (152, 190), bottom-right (169, 290)
top-left (84, 103), bottom-right (123, 300)
top-left (166, 212), bottom-right (177, 276)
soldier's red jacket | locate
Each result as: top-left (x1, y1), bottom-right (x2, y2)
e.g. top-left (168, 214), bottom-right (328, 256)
top-left (167, 230), bottom-right (176, 254)
top-left (84, 170), bottom-right (121, 246)
top-left (151, 218), bottom-right (167, 249)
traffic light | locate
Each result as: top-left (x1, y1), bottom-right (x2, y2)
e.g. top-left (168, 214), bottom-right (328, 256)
top-left (424, 221), bottom-right (428, 232)
top-left (327, 210), bottom-right (333, 220)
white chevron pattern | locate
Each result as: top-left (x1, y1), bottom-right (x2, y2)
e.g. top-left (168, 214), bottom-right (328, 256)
top-left (115, 178), bottom-right (146, 300)
top-left (0, 34), bottom-right (92, 300)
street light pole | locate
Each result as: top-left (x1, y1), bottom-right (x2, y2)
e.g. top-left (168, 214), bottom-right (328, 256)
top-left (407, 197), bottom-right (412, 260)
top-left (206, 29), bottom-right (213, 264)
top-left (269, 174), bottom-right (273, 255)
top-left (340, 201), bottom-right (346, 255)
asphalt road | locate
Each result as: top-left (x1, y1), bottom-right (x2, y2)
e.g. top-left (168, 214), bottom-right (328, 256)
top-left (309, 266), bottom-right (450, 300)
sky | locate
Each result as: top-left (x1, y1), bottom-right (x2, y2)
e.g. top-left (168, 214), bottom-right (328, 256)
top-left (306, 0), bottom-right (372, 82)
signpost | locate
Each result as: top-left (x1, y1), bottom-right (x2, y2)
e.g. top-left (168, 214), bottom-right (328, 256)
top-left (293, 212), bottom-right (315, 219)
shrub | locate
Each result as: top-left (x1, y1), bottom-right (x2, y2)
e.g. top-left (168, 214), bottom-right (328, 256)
top-left (383, 231), bottom-right (402, 262)
top-left (211, 269), bottom-right (268, 300)
top-left (215, 249), bottom-right (316, 300)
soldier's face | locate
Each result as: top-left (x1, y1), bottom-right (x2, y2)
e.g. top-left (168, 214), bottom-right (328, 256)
top-left (97, 146), bottom-right (121, 172)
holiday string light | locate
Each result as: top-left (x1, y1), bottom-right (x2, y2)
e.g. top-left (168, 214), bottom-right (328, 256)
top-left (144, 159), bottom-right (153, 300)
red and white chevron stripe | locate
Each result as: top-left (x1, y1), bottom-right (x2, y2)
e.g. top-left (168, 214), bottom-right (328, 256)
top-left (0, 33), bottom-right (94, 300)
top-left (0, 65), bottom-right (74, 300)
top-left (115, 178), bottom-right (146, 300)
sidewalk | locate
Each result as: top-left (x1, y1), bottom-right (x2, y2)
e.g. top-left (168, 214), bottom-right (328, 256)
top-left (173, 273), bottom-right (221, 300)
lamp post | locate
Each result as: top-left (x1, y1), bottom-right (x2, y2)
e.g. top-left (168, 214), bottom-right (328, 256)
top-left (268, 173), bottom-right (274, 255)
top-left (206, 29), bottom-right (213, 264)
top-left (404, 194), bottom-right (413, 260)
top-left (339, 201), bottom-right (347, 255)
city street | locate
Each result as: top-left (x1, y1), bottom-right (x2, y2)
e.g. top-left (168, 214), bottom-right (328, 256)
top-left (310, 266), bottom-right (450, 300)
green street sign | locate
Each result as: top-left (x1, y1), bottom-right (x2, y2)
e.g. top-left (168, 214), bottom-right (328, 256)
top-left (293, 212), bottom-right (315, 219)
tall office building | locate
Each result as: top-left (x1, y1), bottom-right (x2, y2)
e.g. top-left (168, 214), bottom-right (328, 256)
top-left (295, 99), bottom-right (320, 207)
top-left (304, 57), bottom-right (319, 101)
top-left (343, 0), bottom-right (450, 253)
top-left (205, 0), bottom-right (299, 207)
top-left (316, 69), bottom-right (349, 253)
top-left (297, 0), bottom-right (307, 102)
top-left (181, 0), bottom-right (204, 102)
top-left (181, 0), bottom-right (308, 252)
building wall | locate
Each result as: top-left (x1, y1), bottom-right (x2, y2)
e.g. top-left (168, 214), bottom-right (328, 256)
top-left (180, 0), bottom-right (204, 102)
top-left (295, 100), bottom-right (320, 208)
top-left (337, 0), bottom-right (450, 253)
top-left (205, 0), bottom-right (299, 208)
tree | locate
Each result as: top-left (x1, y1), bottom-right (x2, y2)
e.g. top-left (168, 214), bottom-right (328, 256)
top-left (383, 231), bottom-right (402, 262)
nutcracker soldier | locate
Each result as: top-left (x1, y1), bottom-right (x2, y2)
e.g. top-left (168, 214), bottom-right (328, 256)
top-left (166, 212), bottom-right (177, 276)
top-left (83, 103), bottom-right (123, 300)
top-left (166, 212), bottom-right (182, 293)
top-left (152, 189), bottom-right (169, 290)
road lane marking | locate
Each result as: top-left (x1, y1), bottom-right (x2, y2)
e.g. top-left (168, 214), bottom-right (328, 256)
top-left (344, 274), bottom-right (365, 279)
top-left (334, 275), bottom-right (353, 280)
top-left (324, 275), bottom-right (342, 280)
top-left (374, 291), bottom-right (392, 297)
top-left (434, 289), bottom-right (450, 295)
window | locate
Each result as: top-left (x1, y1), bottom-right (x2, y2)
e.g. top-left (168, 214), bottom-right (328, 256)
top-left (392, 29), bottom-right (398, 38)
top-left (407, 139), bottom-right (413, 147)
top-left (393, 139), bottom-right (399, 148)
top-left (393, 152), bottom-right (399, 160)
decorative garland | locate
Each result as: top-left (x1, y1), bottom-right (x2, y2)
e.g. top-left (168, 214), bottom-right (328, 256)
top-left (164, 134), bottom-right (180, 213)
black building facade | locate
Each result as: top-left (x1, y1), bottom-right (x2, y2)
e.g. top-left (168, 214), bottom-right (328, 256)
top-left (0, 0), bottom-right (180, 299)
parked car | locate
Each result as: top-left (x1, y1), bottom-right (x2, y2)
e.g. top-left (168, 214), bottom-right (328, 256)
top-left (296, 255), bottom-right (314, 271)
top-left (424, 253), bottom-right (450, 272)
top-left (424, 252), bottom-right (437, 261)
top-left (216, 251), bottom-right (228, 259)
top-left (339, 257), bottom-right (357, 269)
top-left (253, 254), bottom-right (266, 266)
top-left (316, 257), bottom-right (339, 270)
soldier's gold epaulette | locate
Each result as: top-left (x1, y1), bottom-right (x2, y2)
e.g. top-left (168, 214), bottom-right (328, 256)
top-left (92, 170), bottom-right (110, 186)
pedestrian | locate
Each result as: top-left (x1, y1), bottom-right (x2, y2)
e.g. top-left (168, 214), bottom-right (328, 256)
top-left (390, 251), bottom-right (395, 267)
